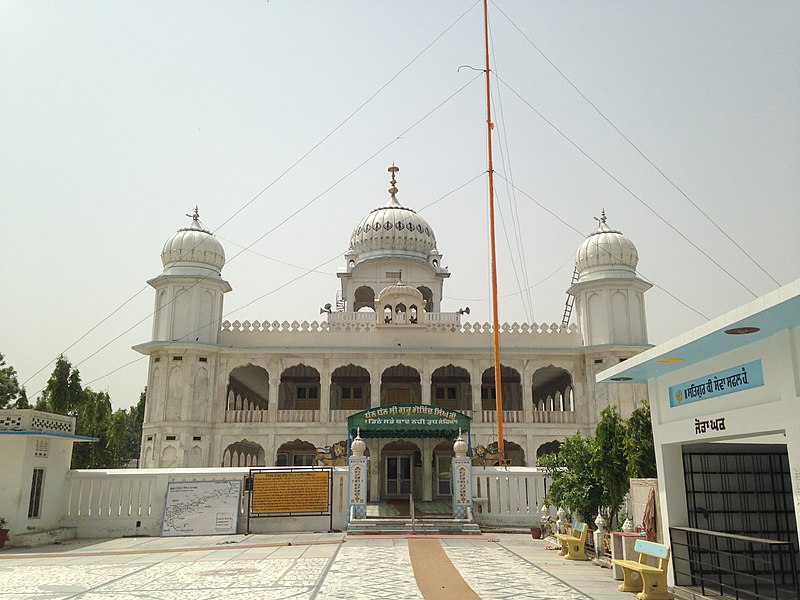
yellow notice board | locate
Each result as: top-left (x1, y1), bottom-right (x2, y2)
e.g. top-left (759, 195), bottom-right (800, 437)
top-left (251, 470), bottom-right (330, 514)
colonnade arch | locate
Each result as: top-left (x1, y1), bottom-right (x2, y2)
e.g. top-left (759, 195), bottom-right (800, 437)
top-left (278, 364), bottom-right (321, 410)
top-left (430, 364), bottom-right (471, 411)
top-left (226, 364), bottom-right (269, 411)
top-left (330, 364), bottom-right (370, 411)
top-left (532, 366), bottom-right (574, 412)
top-left (353, 285), bottom-right (376, 311)
top-left (481, 366), bottom-right (522, 410)
top-left (222, 440), bottom-right (265, 467)
top-left (380, 364), bottom-right (421, 406)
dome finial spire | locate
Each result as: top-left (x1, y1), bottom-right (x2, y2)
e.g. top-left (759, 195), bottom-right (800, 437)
top-left (594, 208), bottom-right (607, 225)
top-left (186, 206), bottom-right (200, 223)
top-left (388, 163), bottom-right (399, 198)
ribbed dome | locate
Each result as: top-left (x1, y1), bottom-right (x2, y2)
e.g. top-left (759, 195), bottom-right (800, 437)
top-left (576, 215), bottom-right (638, 282)
top-left (161, 212), bottom-right (225, 277)
top-left (349, 195), bottom-right (437, 262)
top-left (378, 279), bottom-right (424, 301)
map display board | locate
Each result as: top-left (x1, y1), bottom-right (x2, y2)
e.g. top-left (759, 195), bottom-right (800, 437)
top-left (162, 479), bottom-right (242, 537)
top-left (250, 469), bottom-right (331, 515)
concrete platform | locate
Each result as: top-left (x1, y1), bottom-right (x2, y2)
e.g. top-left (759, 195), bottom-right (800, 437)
top-left (0, 532), bottom-right (646, 599)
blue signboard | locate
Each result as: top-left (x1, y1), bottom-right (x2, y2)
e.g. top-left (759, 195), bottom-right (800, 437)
top-left (669, 360), bottom-right (764, 408)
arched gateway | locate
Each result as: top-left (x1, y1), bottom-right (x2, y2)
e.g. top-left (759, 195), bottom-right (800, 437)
top-left (347, 405), bottom-right (471, 506)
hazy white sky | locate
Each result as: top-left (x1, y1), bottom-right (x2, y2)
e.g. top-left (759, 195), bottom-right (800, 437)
top-left (2, 1), bottom-right (798, 410)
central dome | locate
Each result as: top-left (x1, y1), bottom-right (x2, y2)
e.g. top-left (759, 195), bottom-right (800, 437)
top-left (348, 168), bottom-right (438, 263)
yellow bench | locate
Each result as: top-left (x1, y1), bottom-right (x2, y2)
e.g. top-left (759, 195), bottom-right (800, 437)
top-left (555, 521), bottom-right (589, 561)
top-left (611, 538), bottom-right (673, 600)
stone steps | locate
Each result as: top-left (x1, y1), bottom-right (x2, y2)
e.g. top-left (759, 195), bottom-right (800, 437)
top-left (347, 518), bottom-right (481, 536)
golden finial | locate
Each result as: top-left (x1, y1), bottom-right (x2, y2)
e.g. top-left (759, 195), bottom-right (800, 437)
top-left (388, 163), bottom-right (399, 197)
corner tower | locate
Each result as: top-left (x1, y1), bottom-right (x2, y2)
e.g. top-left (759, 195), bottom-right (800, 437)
top-left (568, 211), bottom-right (651, 346)
top-left (149, 208), bottom-right (231, 344)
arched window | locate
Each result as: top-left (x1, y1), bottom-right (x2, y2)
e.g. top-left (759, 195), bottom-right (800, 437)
top-left (431, 365), bottom-right (471, 411)
top-left (481, 366), bottom-right (522, 410)
top-left (278, 364), bottom-right (321, 410)
top-left (226, 364), bottom-right (269, 411)
top-left (331, 364), bottom-right (370, 411)
top-left (532, 366), bottom-right (573, 412)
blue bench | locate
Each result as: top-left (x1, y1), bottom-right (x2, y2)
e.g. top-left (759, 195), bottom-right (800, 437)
top-left (611, 538), bottom-right (673, 599)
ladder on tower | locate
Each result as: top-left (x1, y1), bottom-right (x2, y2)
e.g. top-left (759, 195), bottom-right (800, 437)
top-left (335, 290), bottom-right (346, 312)
top-left (561, 266), bottom-right (580, 328)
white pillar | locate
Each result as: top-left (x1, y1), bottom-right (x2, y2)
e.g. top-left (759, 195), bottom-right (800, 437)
top-left (452, 430), bottom-right (472, 519)
top-left (349, 431), bottom-right (368, 519)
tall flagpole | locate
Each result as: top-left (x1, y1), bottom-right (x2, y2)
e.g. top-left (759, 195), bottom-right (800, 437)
top-left (483, 0), bottom-right (505, 458)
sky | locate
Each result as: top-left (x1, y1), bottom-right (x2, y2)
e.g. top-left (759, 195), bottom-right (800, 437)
top-left (2, 1), bottom-right (798, 411)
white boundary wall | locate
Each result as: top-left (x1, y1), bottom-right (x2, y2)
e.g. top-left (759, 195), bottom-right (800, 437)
top-left (470, 467), bottom-right (555, 527)
top-left (64, 467), bottom-right (350, 538)
top-left (39, 466), bottom-right (555, 539)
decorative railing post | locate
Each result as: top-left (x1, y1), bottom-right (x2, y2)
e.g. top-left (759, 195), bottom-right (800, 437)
top-left (556, 507), bottom-right (566, 533)
top-left (594, 513), bottom-right (607, 558)
top-left (540, 504), bottom-right (550, 535)
top-left (451, 429), bottom-right (472, 519)
top-left (349, 429), bottom-right (368, 519)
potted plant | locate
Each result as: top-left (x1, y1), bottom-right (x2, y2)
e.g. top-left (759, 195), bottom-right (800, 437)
top-left (0, 517), bottom-right (8, 548)
top-left (530, 519), bottom-right (543, 539)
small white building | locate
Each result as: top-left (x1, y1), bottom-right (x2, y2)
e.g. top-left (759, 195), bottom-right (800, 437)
top-left (0, 410), bottom-right (96, 546)
top-left (134, 167), bottom-right (653, 505)
top-left (599, 279), bottom-right (800, 596)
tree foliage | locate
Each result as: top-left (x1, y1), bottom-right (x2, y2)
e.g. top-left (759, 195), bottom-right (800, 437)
top-left (541, 400), bottom-right (656, 527)
top-left (0, 352), bottom-right (28, 409)
top-left (591, 406), bottom-right (629, 527)
top-left (625, 399), bottom-right (657, 478)
top-left (32, 356), bottom-right (144, 469)
top-left (539, 432), bottom-right (603, 525)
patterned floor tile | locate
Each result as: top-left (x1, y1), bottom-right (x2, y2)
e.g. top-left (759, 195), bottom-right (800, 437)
top-left (315, 545), bottom-right (423, 600)
top-left (446, 545), bottom-right (591, 600)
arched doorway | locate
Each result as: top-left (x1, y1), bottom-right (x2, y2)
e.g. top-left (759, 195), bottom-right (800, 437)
top-left (278, 364), bottom-right (320, 410)
top-left (330, 364), bottom-right (370, 411)
top-left (381, 440), bottom-right (420, 498)
top-left (431, 365), bottom-right (471, 411)
top-left (380, 364), bottom-right (421, 406)
top-left (354, 285), bottom-right (376, 311)
top-left (481, 365), bottom-right (522, 410)
top-left (487, 439), bottom-right (526, 466)
top-left (532, 366), bottom-right (573, 411)
top-left (222, 440), bottom-right (265, 467)
top-left (226, 364), bottom-right (269, 412)
top-left (276, 439), bottom-right (316, 466)
top-left (537, 440), bottom-right (562, 461)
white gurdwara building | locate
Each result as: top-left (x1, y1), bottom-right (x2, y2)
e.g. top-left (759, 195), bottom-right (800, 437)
top-left (134, 169), bottom-right (652, 503)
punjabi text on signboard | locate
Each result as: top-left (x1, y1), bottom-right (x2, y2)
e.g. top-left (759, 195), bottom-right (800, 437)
top-left (251, 471), bottom-right (329, 514)
top-left (669, 360), bottom-right (764, 408)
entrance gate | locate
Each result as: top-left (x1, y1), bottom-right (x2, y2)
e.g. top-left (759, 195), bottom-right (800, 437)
top-left (347, 405), bottom-right (472, 515)
top-left (386, 455), bottom-right (412, 496)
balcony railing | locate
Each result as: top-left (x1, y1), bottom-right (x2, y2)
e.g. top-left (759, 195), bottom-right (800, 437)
top-left (481, 410), bottom-right (524, 424)
top-left (276, 409), bottom-right (320, 423)
top-left (224, 410), bottom-right (268, 423)
top-left (531, 410), bottom-right (577, 424)
top-left (330, 409), bottom-right (362, 422)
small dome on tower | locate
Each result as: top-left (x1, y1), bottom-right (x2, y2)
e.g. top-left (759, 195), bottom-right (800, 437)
top-left (378, 279), bottom-right (424, 302)
top-left (161, 208), bottom-right (226, 277)
top-left (576, 211), bottom-right (638, 282)
top-left (348, 165), bottom-right (438, 264)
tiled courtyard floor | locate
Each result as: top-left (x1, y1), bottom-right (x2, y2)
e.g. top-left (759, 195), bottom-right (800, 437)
top-left (0, 533), bottom-right (637, 599)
